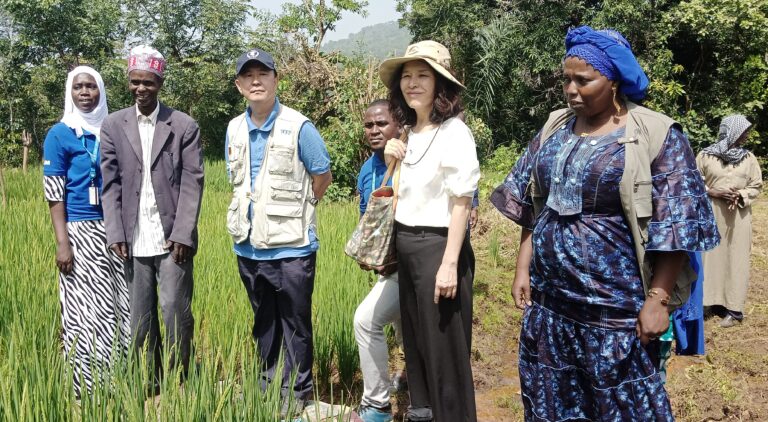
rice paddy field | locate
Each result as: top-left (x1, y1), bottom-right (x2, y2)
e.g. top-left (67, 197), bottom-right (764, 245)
top-left (0, 161), bottom-right (372, 420)
top-left (2, 160), bottom-right (767, 421)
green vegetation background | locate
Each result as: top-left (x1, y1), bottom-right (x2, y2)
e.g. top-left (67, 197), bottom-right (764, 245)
top-left (0, 0), bottom-right (766, 196)
top-left (0, 162), bottom-right (374, 419)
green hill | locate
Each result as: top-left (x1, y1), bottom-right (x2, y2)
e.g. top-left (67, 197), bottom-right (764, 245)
top-left (322, 21), bottom-right (411, 59)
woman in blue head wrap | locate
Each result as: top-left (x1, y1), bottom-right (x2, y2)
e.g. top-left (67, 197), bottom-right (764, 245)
top-left (491, 26), bottom-right (720, 420)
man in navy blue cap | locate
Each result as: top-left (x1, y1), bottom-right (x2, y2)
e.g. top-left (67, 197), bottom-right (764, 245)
top-left (224, 47), bottom-right (332, 417)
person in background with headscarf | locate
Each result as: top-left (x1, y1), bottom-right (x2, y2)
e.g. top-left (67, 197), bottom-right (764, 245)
top-left (43, 66), bottom-right (130, 398)
top-left (491, 26), bottom-right (720, 420)
top-left (698, 115), bottom-right (763, 328)
top-left (100, 45), bottom-right (204, 390)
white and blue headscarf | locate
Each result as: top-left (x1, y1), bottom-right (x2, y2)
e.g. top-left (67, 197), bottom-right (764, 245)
top-left (61, 66), bottom-right (108, 138)
top-left (702, 114), bottom-right (752, 165)
top-left (565, 26), bottom-right (649, 102)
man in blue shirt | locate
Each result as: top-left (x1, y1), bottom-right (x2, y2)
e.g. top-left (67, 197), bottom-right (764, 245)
top-left (354, 99), bottom-right (403, 422)
top-left (224, 48), bottom-right (332, 418)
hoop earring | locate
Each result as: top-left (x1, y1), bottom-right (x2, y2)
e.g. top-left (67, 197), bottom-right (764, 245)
top-left (612, 86), bottom-right (622, 116)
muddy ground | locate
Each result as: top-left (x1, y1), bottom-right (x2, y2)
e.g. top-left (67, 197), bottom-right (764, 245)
top-left (388, 195), bottom-right (768, 421)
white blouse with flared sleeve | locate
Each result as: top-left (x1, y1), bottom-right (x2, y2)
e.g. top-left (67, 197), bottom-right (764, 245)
top-left (395, 117), bottom-right (480, 228)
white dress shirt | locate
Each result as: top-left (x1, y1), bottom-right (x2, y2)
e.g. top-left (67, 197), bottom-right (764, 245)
top-left (395, 117), bottom-right (480, 227)
top-left (132, 103), bottom-right (169, 257)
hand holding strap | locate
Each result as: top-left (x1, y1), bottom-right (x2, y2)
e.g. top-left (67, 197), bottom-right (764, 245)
top-left (379, 130), bottom-right (409, 210)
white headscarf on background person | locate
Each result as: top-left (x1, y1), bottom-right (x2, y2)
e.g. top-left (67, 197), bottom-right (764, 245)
top-left (61, 66), bottom-right (108, 138)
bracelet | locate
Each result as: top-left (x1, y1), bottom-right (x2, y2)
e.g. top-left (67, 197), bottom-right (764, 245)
top-left (647, 288), bottom-right (670, 306)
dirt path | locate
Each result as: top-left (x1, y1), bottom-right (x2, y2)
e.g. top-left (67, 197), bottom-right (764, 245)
top-left (467, 197), bottom-right (768, 421)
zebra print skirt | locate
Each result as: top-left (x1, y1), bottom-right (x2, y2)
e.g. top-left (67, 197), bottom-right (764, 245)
top-left (60, 220), bottom-right (130, 397)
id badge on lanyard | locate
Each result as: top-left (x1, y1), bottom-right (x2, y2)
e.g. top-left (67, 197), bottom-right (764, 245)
top-left (81, 135), bottom-right (100, 206)
top-left (89, 183), bottom-right (100, 206)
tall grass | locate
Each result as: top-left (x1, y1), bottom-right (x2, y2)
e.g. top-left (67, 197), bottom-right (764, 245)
top-left (0, 161), bottom-right (372, 420)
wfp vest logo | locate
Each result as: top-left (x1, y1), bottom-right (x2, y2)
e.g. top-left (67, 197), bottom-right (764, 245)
top-left (281, 129), bottom-right (292, 135)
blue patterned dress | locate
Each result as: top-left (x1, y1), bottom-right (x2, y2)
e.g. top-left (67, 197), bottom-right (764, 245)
top-left (491, 119), bottom-right (719, 421)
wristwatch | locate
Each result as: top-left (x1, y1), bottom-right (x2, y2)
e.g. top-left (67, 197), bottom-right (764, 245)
top-left (309, 197), bottom-right (319, 206)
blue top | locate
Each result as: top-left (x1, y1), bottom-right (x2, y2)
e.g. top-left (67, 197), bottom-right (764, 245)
top-left (356, 153), bottom-right (390, 217)
top-left (43, 122), bottom-right (103, 222)
top-left (225, 99), bottom-right (331, 260)
top-left (492, 120), bottom-right (719, 329)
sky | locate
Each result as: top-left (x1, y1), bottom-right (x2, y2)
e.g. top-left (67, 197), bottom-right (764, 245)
top-left (254, 1), bottom-right (402, 42)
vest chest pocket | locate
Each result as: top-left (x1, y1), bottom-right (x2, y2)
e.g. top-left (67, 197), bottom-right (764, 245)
top-left (634, 180), bottom-right (653, 218)
top-left (228, 141), bottom-right (247, 185)
top-left (268, 145), bottom-right (295, 176)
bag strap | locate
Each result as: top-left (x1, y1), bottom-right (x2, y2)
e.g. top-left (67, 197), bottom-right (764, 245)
top-left (393, 160), bottom-right (402, 210)
top-left (379, 130), bottom-right (409, 189)
top-left (378, 130), bottom-right (408, 210)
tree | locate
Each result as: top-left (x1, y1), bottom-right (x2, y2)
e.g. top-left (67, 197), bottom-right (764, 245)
top-left (0, 0), bottom-right (124, 166)
top-left (252, 1), bottom-right (386, 200)
top-left (122, 0), bottom-right (250, 155)
top-left (396, 0), bottom-right (495, 83)
top-left (657, 0), bottom-right (768, 152)
top-left (277, 0), bottom-right (368, 51)
top-left (1, 0), bottom-right (123, 66)
top-left (397, 0), bottom-right (768, 164)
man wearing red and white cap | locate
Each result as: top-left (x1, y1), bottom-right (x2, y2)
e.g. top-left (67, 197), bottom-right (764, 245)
top-left (100, 45), bottom-right (204, 388)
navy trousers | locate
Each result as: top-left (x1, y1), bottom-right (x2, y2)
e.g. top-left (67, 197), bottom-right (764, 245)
top-left (237, 254), bottom-right (316, 400)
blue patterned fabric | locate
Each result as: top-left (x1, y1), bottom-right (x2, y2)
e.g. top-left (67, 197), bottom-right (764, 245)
top-left (491, 118), bottom-right (719, 421)
top-left (520, 303), bottom-right (674, 421)
top-left (546, 125), bottom-right (620, 215)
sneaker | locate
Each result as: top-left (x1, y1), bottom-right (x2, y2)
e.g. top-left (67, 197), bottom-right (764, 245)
top-left (280, 397), bottom-right (308, 420)
top-left (358, 405), bottom-right (393, 422)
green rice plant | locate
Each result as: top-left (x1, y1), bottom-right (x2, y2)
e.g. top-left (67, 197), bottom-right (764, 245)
top-left (0, 162), bottom-right (373, 420)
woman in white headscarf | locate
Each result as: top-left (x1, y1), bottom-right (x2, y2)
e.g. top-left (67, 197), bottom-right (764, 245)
top-left (697, 115), bottom-right (763, 328)
top-left (42, 66), bottom-right (130, 397)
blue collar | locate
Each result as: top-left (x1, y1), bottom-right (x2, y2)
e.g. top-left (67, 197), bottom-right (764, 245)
top-left (245, 98), bottom-right (281, 133)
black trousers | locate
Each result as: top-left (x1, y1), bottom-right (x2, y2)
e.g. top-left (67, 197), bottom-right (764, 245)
top-left (237, 254), bottom-right (316, 400)
top-left (396, 224), bottom-right (477, 422)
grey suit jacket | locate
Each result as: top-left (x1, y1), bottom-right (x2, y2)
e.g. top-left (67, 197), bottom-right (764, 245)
top-left (100, 103), bottom-right (204, 251)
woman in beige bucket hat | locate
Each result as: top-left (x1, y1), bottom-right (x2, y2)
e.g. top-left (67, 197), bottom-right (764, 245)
top-left (380, 40), bottom-right (480, 422)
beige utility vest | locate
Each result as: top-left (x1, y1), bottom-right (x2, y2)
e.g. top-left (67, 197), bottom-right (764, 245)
top-left (534, 102), bottom-right (696, 309)
top-left (226, 104), bottom-right (316, 249)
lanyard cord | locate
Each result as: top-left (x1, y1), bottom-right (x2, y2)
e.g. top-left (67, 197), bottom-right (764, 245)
top-left (371, 157), bottom-right (388, 191)
top-left (79, 135), bottom-right (100, 183)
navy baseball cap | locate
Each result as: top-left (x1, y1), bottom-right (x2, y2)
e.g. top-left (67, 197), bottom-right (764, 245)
top-left (235, 48), bottom-right (276, 75)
